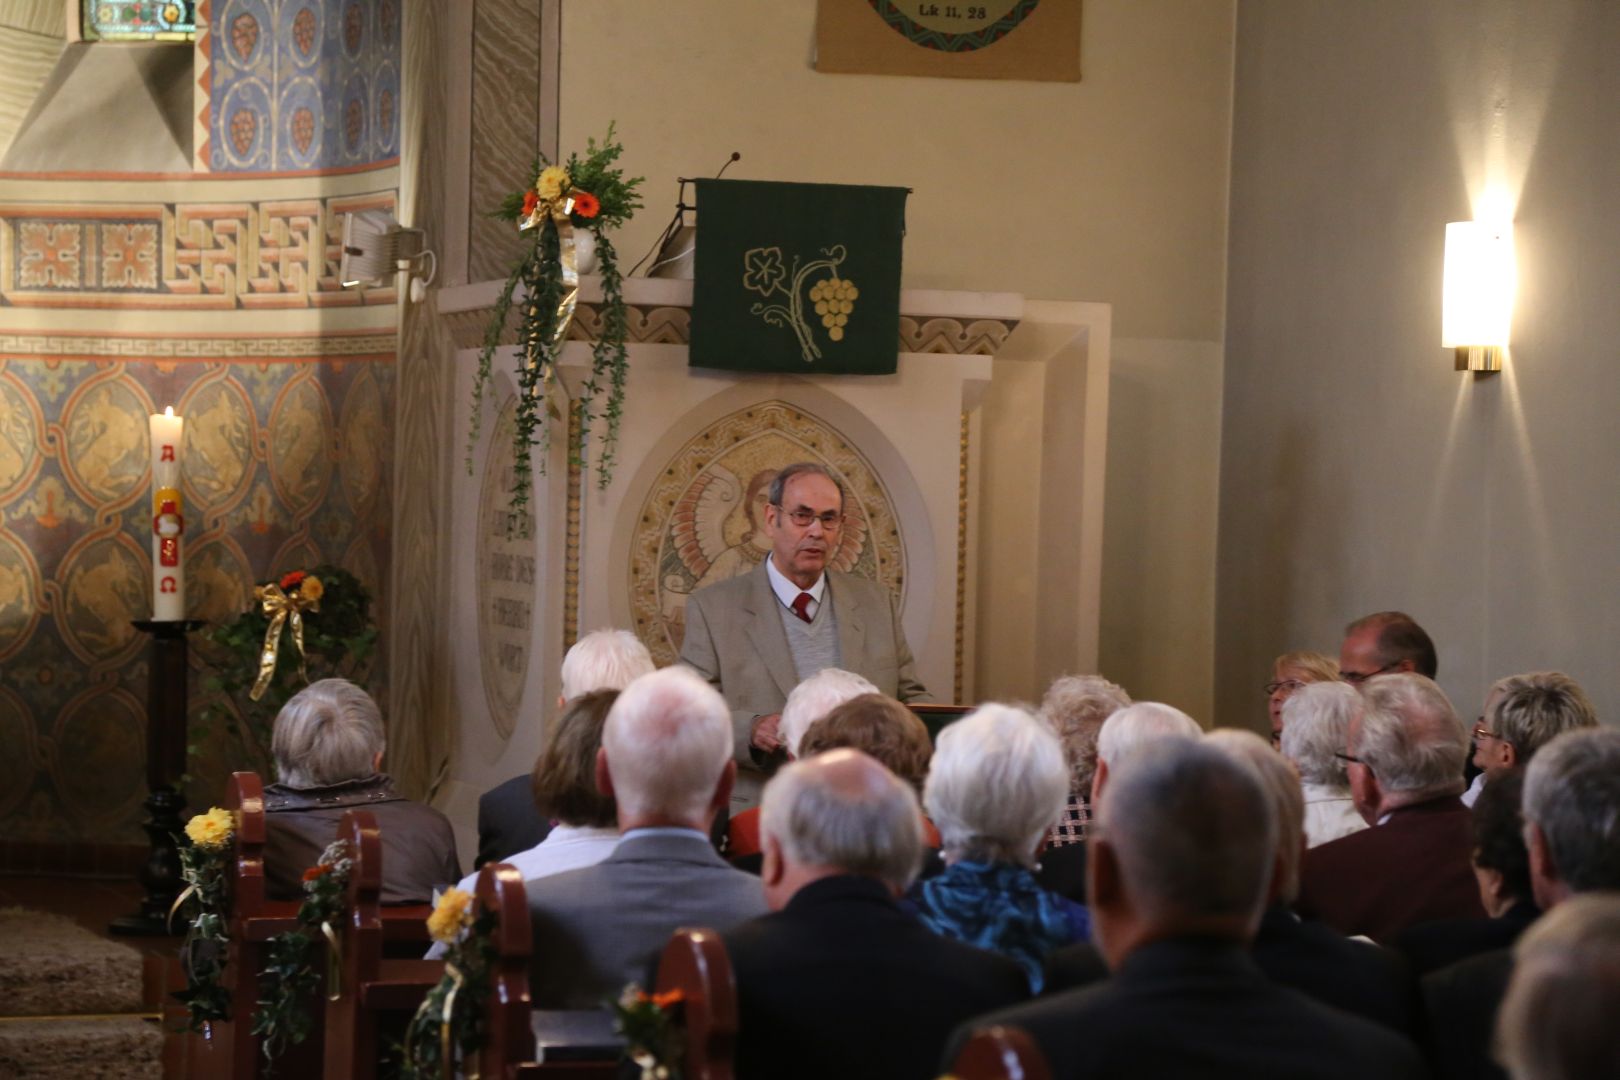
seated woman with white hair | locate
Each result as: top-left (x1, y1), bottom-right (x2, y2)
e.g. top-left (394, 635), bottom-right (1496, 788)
top-left (264, 678), bottom-right (461, 903)
top-left (904, 704), bottom-right (1089, 991)
top-left (1279, 681), bottom-right (1369, 847)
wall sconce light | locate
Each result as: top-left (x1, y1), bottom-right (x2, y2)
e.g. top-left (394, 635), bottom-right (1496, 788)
top-left (1442, 220), bottom-right (1514, 373)
top-left (340, 210), bottom-right (437, 302)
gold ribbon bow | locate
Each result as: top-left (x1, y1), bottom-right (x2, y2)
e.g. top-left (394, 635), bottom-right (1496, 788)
top-left (249, 583), bottom-right (319, 701)
top-left (440, 961), bottom-right (469, 1077)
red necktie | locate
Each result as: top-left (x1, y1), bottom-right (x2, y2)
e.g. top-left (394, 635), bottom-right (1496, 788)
top-left (791, 592), bottom-right (814, 623)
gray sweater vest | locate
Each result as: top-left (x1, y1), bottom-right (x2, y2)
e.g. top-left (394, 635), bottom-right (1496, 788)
top-left (778, 587), bottom-right (842, 682)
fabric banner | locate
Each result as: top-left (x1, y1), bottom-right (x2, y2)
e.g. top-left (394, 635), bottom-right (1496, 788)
top-left (815, 0), bottom-right (1081, 82)
top-left (690, 179), bottom-right (907, 375)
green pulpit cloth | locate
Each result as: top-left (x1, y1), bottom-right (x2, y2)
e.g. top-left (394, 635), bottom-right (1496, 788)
top-left (691, 179), bottom-right (908, 374)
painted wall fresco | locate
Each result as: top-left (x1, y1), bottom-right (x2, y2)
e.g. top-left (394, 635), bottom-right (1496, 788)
top-left (200, 0), bottom-right (400, 173)
top-left (0, 352), bottom-right (394, 843)
top-left (0, 191), bottom-right (397, 310)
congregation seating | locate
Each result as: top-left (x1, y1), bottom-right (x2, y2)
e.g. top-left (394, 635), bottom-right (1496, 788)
top-left (950, 1026), bottom-right (1053, 1080)
top-left (321, 809), bottom-right (443, 1080)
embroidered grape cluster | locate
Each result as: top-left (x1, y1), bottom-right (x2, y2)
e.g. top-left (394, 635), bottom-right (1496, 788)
top-left (810, 277), bottom-right (859, 342)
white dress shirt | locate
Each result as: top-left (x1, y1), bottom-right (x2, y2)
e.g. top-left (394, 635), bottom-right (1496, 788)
top-left (1301, 782), bottom-right (1369, 847)
top-left (766, 556), bottom-right (825, 621)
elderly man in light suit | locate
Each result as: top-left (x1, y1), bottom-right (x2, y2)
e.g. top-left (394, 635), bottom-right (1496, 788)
top-left (679, 462), bottom-right (929, 805)
top-left (525, 666), bottom-right (766, 1010)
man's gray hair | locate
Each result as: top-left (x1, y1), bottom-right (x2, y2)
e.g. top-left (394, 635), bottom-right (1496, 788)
top-left (1521, 727), bottom-right (1620, 893)
top-left (1040, 674), bottom-right (1131, 793)
top-left (760, 749), bottom-right (923, 891)
top-left (602, 666), bottom-right (732, 821)
top-left (1281, 681), bottom-right (1362, 787)
top-left (1097, 739), bottom-right (1276, 924)
top-left (1205, 729), bottom-right (1305, 904)
top-left (1095, 702), bottom-right (1202, 769)
top-left (1497, 893), bottom-right (1620, 1080)
top-left (924, 704), bottom-right (1068, 865)
top-left (1351, 674), bottom-right (1467, 797)
top-left (767, 462), bottom-right (845, 509)
top-left (1485, 671), bottom-right (1599, 763)
top-left (560, 628), bottom-right (655, 701)
top-left (272, 678), bottom-right (385, 789)
top-left (781, 668), bottom-right (879, 758)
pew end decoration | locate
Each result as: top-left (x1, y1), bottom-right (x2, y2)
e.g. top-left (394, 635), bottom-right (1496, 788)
top-left (174, 805), bottom-right (236, 1031)
top-left (468, 124), bottom-right (644, 516)
top-left (398, 882), bottom-right (500, 1078)
top-left (198, 565), bottom-right (378, 776)
top-left (253, 837), bottom-right (354, 1067)
top-left (613, 984), bottom-right (687, 1080)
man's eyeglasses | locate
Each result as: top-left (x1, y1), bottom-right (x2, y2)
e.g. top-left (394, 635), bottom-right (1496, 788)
top-left (1342, 661), bottom-right (1400, 686)
top-left (1472, 724), bottom-right (1508, 745)
top-left (775, 505), bottom-right (844, 530)
top-left (1264, 678), bottom-right (1307, 696)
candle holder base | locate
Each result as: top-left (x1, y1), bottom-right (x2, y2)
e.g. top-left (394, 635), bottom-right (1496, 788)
top-left (110, 619), bottom-right (206, 938)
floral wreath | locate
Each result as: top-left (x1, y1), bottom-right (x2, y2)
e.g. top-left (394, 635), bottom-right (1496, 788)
top-left (253, 838), bottom-right (353, 1067)
top-left (173, 807), bottom-right (236, 1031)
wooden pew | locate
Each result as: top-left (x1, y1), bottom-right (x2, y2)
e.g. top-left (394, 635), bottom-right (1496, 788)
top-left (322, 809), bottom-right (443, 1080)
top-left (654, 928), bottom-right (739, 1080)
top-left (949, 1025), bottom-right (1052, 1080)
top-left (477, 863), bottom-right (618, 1079)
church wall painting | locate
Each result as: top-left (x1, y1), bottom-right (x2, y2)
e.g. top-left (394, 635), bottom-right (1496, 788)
top-left (0, 350), bottom-right (394, 846)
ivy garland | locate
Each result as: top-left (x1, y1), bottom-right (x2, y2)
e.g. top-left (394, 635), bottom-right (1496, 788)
top-left (467, 125), bottom-right (643, 522)
top-left (251, 838), bottom-right (353, 1070)
top-left (397, 888), bottom-right (498, 1079)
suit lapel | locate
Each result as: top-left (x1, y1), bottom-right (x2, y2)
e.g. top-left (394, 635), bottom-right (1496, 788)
top-left (746, 561), bottom-right (801, 700)
top-left (831, 571), bottom-right (866, 671)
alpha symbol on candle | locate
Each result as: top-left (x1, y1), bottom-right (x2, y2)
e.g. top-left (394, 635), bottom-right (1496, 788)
top-left (160, 577), bottom-right (177, 594)
top-left (161, 445), bottom-right (175, 461)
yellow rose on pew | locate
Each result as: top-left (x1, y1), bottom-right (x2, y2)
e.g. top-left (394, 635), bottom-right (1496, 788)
top-left (185, 807), bottom-right (234, 850)
top-left (427, 887), bottom-right (474, 943)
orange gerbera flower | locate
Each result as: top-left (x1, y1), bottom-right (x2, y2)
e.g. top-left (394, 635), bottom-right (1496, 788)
top-left (280, 570), bottom-right (306, 590)
top-left (521, 189), bottom-right (539, 216)
top-left (302, 863), bottom-right (331, 882)
top-left (649, 988), bottom-right (685, 1009)
top-left (572, 191), bottom-right (600, 219)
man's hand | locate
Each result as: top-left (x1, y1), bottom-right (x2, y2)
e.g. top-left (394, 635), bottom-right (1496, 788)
top-left (750, 713), bottom-right (784, 754)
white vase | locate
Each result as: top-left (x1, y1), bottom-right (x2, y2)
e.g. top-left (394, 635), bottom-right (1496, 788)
top-left (572, 230), bottom-right (597, 275)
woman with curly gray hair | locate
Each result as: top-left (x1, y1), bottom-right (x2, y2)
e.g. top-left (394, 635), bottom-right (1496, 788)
top-left (1039, 674), bottom-right (1131, 845)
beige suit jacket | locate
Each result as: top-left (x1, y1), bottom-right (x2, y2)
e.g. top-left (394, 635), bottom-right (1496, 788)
top-left (678, 560), bottom-right (929, 763)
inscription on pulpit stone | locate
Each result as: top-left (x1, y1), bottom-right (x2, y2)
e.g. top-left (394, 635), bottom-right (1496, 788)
top-left (476, 397), bottom-right (535, 739)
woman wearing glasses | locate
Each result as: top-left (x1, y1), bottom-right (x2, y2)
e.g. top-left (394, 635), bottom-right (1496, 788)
top-left (1266, 649), bottom-right (1340, 747)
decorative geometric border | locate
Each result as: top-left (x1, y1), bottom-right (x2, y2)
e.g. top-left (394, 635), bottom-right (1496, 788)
top-left (867, 0), bottom-right (1044, 53)
top-left (445, 304), bottom-right (1017, 356)
top-left (0, 331), bottom-right (396, 362)
top-left (563, 402), bottom-right (583, 653)
top-left (956, 409), bottom-right (970, 703)
top-left (0, 191), bottom-right (398, 310)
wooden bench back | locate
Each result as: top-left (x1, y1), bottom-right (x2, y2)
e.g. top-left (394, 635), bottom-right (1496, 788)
top-left (950, 1025), bottom-right (1052, 1080)
top-left (656, 928), bottom-right (739, 1080)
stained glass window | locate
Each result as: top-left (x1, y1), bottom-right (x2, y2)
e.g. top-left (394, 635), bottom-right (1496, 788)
top-left (83, 1), bottom-right (198, 42)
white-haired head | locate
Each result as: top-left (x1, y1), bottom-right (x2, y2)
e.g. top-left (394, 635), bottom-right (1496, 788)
top-left (560, 628), bottom-right (655, 701)
top-left (1348, 674), bottom-right (1467, 817)
top-left (1040, 673), bottom-right (1131, 795)
top-left (272, 678), bottom-right (385, 789)
top-left (760, 748), bottom-right (923, 899)
top-left (923, 704), bottom-right (1068, 865)
top-left (1204, 729), bottom-right (1305, 904)
top-left (781, 668), bottom-right (879, 758)
top-left (1280, 681), bottom-right (1362, 788)
top-left (601, 666), bottom-right (733, 824)
top-left (1092, 702), bottom-right (1201, 805)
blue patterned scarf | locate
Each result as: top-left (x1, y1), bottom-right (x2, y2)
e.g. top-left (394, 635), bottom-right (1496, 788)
top-left (907, 859), bottom-right (1089, 992)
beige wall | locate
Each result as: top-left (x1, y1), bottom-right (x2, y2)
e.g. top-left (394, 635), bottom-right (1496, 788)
top-left (1219, 0), bottom-right (1620, 729)
top-left (553, 0), bottom-right (1235, 715)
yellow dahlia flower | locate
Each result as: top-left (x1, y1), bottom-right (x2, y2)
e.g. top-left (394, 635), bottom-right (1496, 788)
top-left (537, 165), bottom-right (571, 203)
top-left (185, 807), bottom-right (234, 850)
top-left (427, 887), bottom-right (474, 943)
top-left (299, 575), bottom-right (324, 603)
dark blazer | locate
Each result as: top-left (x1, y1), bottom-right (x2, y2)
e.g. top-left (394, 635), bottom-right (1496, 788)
top-left (949, 936), bottom-right (1428, 1079)
top-left (475, 773), bottom-right (552, 869)
top-left (1298, 796), bottom-right (1485, 943)
top-left (1044, 907), bottom-right (1420, 1037)
top-left (526, 829), bottom-right (766, 1009)
top-left (723, 875), bottom-right (1029, 1080)
top-left (1395, 900), bottom-right (1540, 976)
top-left (1422, 947), bottom-right (1514, 1080)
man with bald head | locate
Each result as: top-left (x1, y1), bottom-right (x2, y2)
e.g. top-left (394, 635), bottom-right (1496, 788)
top-left (1297, 673), bottom-right (1485, 942)
top-left (722, 749), bottom-right (1027, 1080)
top-left (945, 739), bottom-right (1424, 1077)
top-left (1339, 611), bottom-right (1438, 684)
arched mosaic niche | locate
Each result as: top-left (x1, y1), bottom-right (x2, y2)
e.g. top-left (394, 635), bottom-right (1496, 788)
top-left (626, 400), bottom-right (907, 667)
